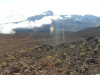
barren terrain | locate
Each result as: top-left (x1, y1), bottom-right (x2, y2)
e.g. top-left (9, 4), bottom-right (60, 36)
top-left (0, 27), bottom-right (100, 75)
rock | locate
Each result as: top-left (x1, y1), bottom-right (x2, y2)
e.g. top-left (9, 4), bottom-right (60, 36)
top-left (55, 45), bottom-right (59, 51)
top-left (29, 67), bottom-right (34, 71)
top-left (42, 44), bottom-right (47, 47)
top-left (70, 71), bottom-right (78, 75)
top-left (3, 68), bottom-right (10, 75)
top-left (93, 37), bottom-right (99, 43)
top-left (94, 50), bottom-right (97, 54)
top-left (57, 68), bottom-right (64, 73)
top-left (96, 73), bottom-right (100, 75)
top-left (86, 36), bottom-right (94, 41)
top-left (24, 68), bottom-right (30, 74)
top-left (37, 66), bottom-right (42, 70)
top-left (86, 58), bottom-right (96, 64)
top-left (13, 73), bottom-right (21, 75)
top-left (66, 70), bottom-right (70, 75)
top-left (12, 67), bottom-right (21, 73)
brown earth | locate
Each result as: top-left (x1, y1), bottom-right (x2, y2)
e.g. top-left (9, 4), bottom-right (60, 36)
top-left (0, 27), bottom-right (100, 75)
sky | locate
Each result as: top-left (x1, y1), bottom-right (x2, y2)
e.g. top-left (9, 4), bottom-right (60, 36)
top-left (0, 0), bottom-right (100, 22)
top-left (0, 0), bottom-right (100, 34)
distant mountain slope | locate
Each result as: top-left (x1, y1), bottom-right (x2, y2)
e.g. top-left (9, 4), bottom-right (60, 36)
top-left (70, 14), bottom-right (98, 20)
top-left (22, 11), bottom-right (100, 33)
top-left (95, 17), bottom-right (100, 23)
top-left (27, 10), bottom-right (53, 21)
top-left (0, 10), bottom-right (99, 34)
top-left (68, 26), bottom-right (100, 38)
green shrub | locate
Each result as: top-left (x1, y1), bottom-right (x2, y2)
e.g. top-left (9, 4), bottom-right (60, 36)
top-left (29, 48), bottom-right (32, 52)
top-left (80, 52), bottom-right (85, 57)
top-left (63, 52), bottom-right (67, 56)
top-left (38, 48), bottom-right (41, 51)
top-left (10, 45), bottom-right (12, 47)
top-left (6, 56), bottom-right (14, 61)
top-left (98, 38), bottom-right (100, 43)
top-left (46, 56), bottom-right (54, 60)
top-left (56, 58), bottom-right (61, 64)
top-left (32, 57), bottom-right (35, 60)
top-left (2, 62), bottom-right (7, 67)
top-left (70, 45), bottom-right (75, 49)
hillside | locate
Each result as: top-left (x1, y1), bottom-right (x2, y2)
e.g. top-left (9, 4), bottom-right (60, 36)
top-left (0, 26), bottom-right (100, 74)
top-left (0, 33), bottom-right (100, 75)
top-left (68, 26), bottom-right (100, 38)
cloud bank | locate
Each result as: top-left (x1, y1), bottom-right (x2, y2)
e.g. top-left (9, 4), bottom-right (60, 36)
top-left (0, 15), bottom-right (62, 34)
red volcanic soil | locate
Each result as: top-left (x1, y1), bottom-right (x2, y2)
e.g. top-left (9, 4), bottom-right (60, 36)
top-left (0, 33), bottom-right (33, 40)
top-left (0, 27), bottom-right (100, 75)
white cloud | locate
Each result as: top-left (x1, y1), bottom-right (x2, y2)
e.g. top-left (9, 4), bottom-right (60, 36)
top-left (0, 0), bottom-right (100, 16)
top-left (64, 15), bottom-right (72, 19)
top-left (0, 0), bottom-right (100, 34)
top-left (0, 23), bottom-right (16, 34)
top-left (0, 15), bottom-right (62, 34)
top-left (0, 0), bottom-right (100, 24)
top-left (30, 15), bottom-right (62, 27)
top-left (0, 11), bottom-right (27, 23)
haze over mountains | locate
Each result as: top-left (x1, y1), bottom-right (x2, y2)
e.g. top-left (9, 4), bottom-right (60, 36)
top-left (0, 10), bottom-right (100, 34)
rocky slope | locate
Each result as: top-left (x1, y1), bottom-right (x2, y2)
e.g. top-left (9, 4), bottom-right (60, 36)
top-left (0, 36), bottom-right (100, 75)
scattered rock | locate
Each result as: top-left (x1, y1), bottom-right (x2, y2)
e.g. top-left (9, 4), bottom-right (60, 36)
top-left (86, 58), bottom-right (96, 64)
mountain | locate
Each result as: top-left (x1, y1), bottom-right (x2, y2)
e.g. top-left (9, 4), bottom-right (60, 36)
top-left (13, 28), bottom-right (34, 34)
top-left (70, 14), bottom-right (98, 20)
top-left (68, 26), bottom-right (100, 38)
top-left (95, 17), bottom-right (100, 23)
top-left (0, 10), bottom-right (100, 34)
top-left (84, 15), bottom-right (98, 20)
top-left (27, 10), bottom-right (53, 21)
top-left (25, 11), bottom-right (99, 32)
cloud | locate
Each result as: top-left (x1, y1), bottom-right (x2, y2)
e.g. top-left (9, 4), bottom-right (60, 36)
top-left (0, 23), bottom-right (16, 34)
top-left (29, 15), bottom-right (62, 27)
top-left (0, 15), bottom-right (62, 34)
top-left (0, 0), bottom-right (100, 16)
top-left (0, 11), bottom-right (27, 23)
top-left (0, 0), bottom-right (100, 34)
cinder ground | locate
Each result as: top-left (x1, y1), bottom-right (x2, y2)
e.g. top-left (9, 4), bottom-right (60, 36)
top-left (0, 27), bottom-right (100, 75)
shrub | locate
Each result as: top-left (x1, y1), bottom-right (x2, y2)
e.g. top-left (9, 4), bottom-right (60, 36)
top-left (6, 56), bottom-right (14, 61)
top-left (2, 62), bottom-right (7, 67)
top-left (80, 52), bottom-right (85, 57)
top-left (98, 38), bottom-right (100, 43)
top-left (63, 52), bottom-right (67, 56)
top-left (80, 43), bottom-right (87, 50)
top-left (70, 45), bottom-right (75, 49)
top-left (46, 56), bottom-right (54, 60)
top-left (56, 58), bottom-right (61, 64)
top-left (29, 48), bottom-right (32, 52)
top-left (10, 45), bottom-right (12, 47)
top-left (32, 56), bottom-right (35, 59)
top-left (38, 48), bottom-right (41, 51)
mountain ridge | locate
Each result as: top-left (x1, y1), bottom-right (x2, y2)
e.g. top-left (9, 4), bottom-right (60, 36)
top-left (0, 10), bottom-right (100, 34)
